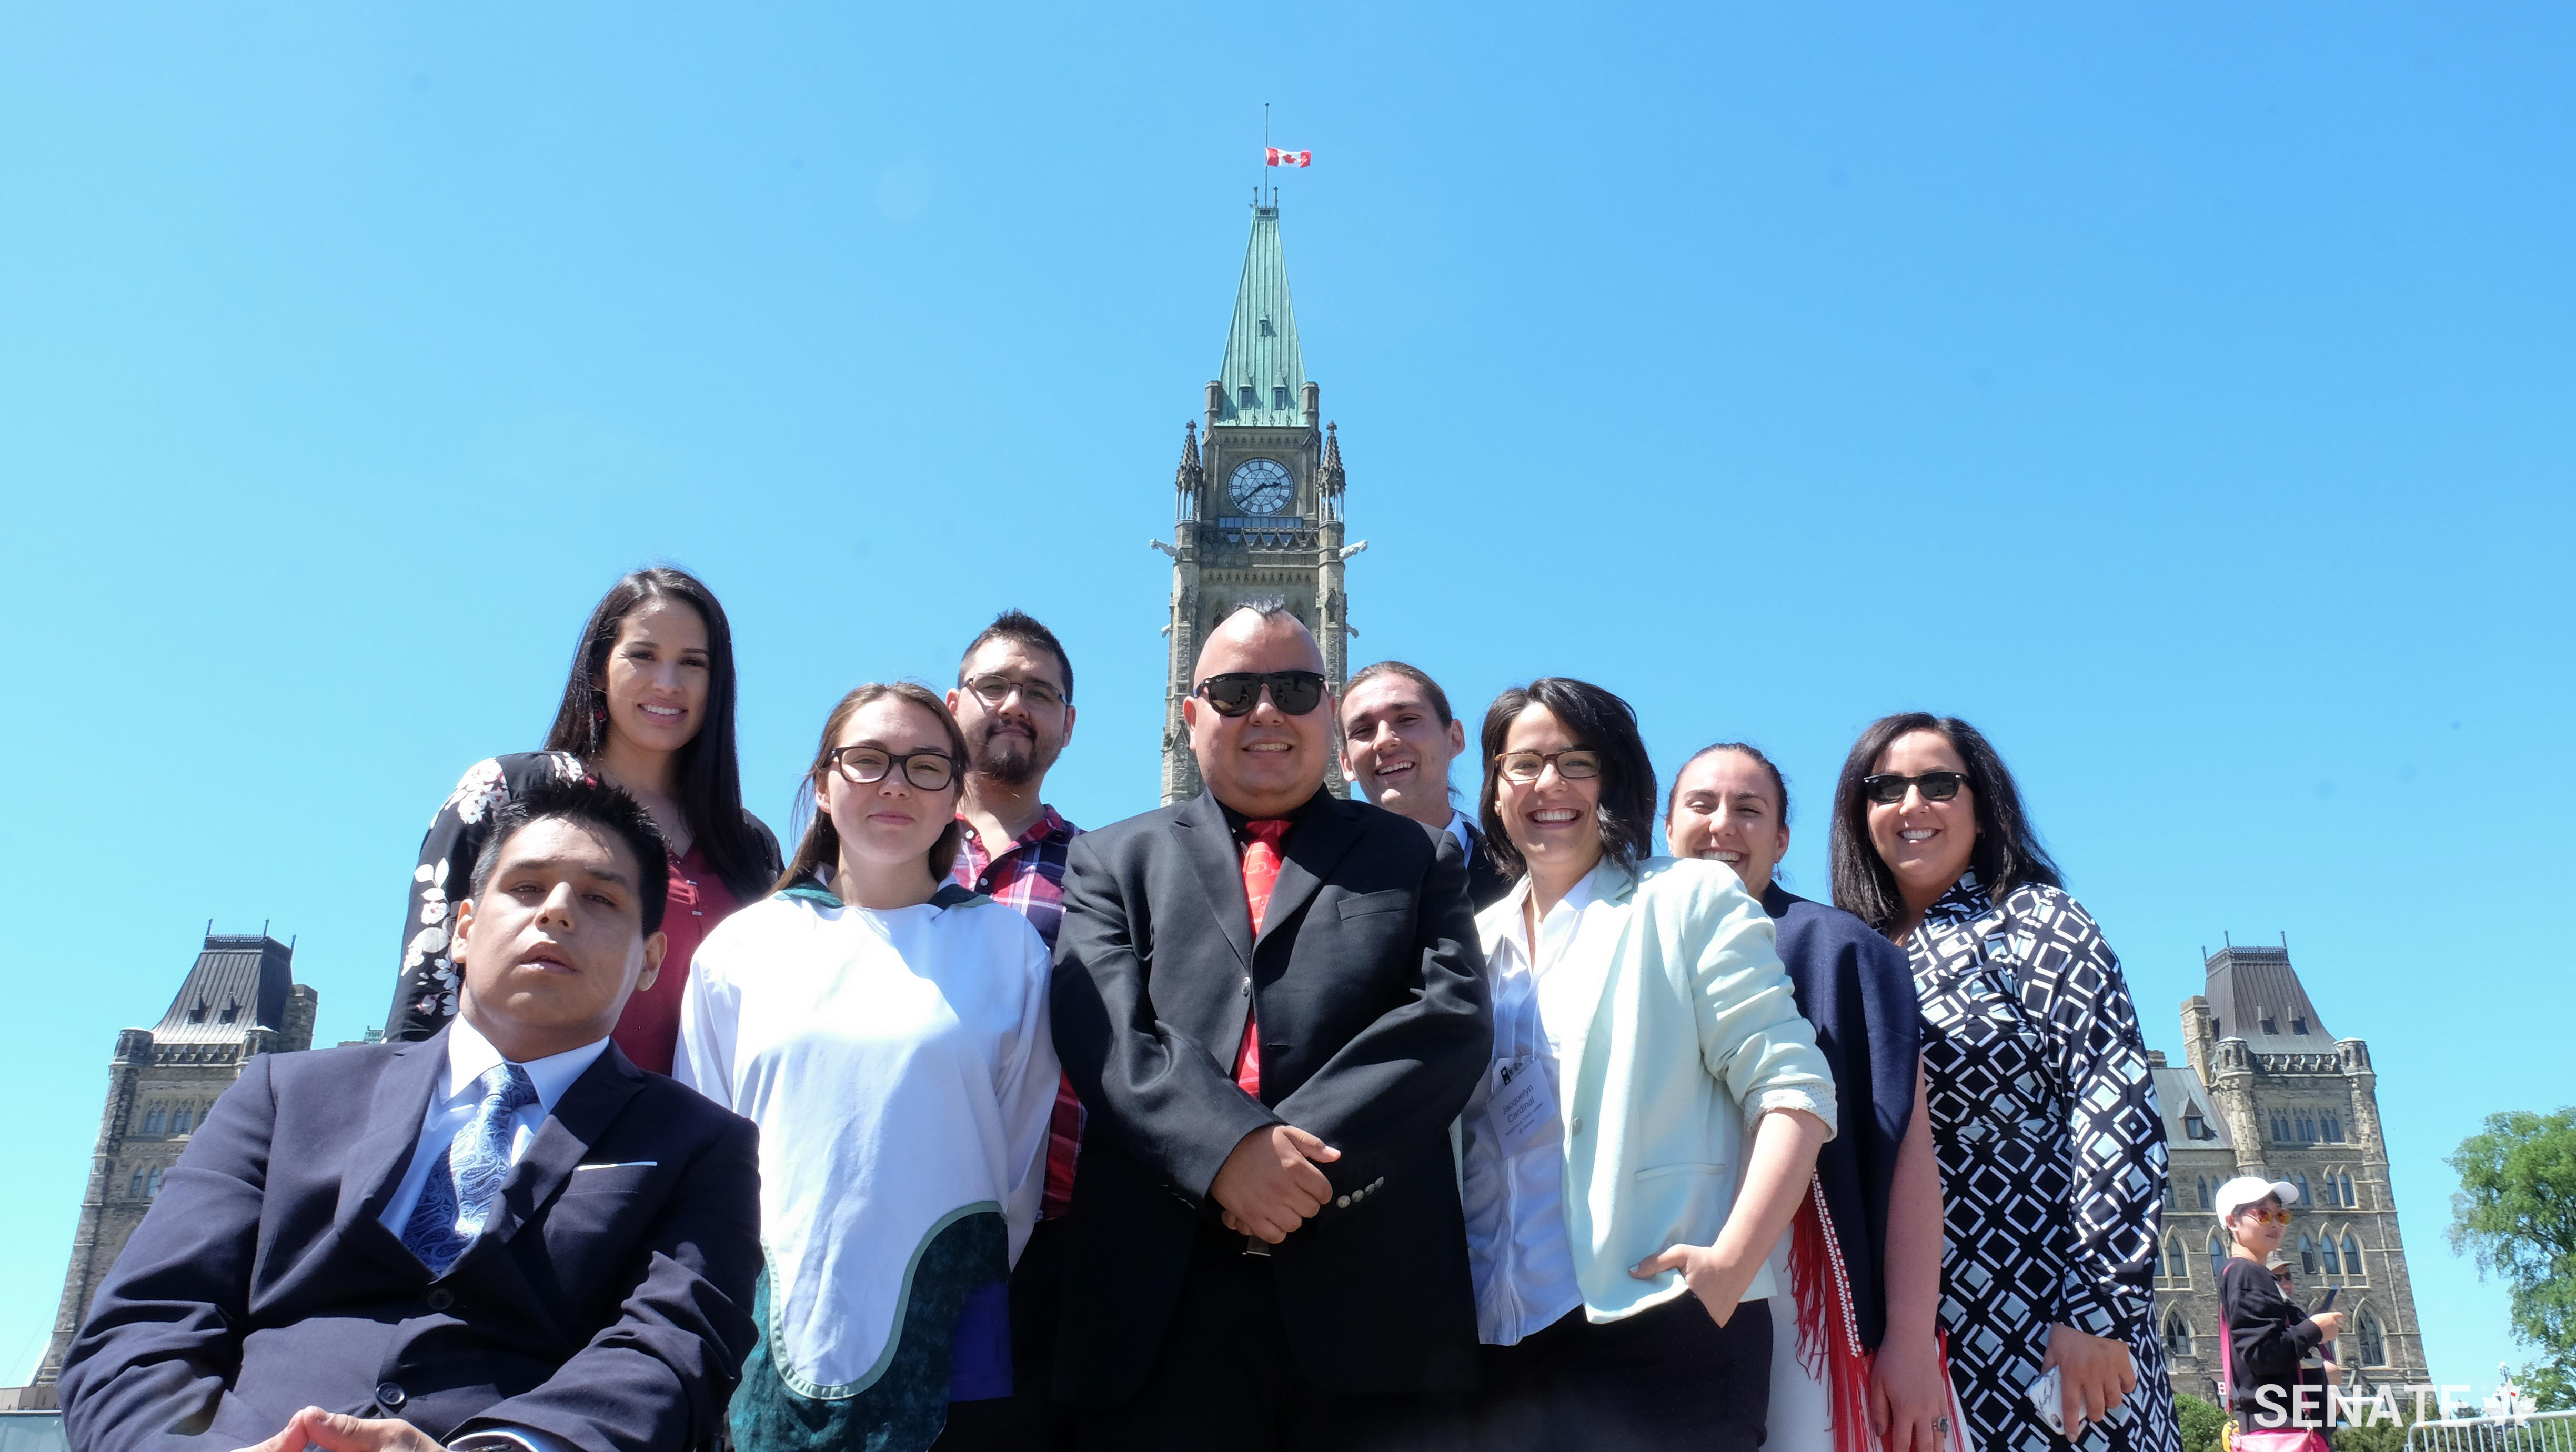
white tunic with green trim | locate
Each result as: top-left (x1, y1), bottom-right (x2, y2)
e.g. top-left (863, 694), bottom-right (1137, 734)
top-left (674, 876), bottom-right (1056, 1399)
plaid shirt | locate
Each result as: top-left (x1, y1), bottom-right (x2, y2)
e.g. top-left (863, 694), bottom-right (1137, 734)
top-left (952, 804), bottom-right (1084, 1219)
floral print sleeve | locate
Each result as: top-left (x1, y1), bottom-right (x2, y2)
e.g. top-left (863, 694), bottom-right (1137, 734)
top-left (384, 752), bottom-right (586, 1041)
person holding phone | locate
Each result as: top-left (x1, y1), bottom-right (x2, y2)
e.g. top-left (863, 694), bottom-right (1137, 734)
top-left (2215, 1179), bottom-right (2342, 1448)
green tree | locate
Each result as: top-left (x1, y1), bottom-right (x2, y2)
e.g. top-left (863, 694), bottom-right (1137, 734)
top-left (2449, 1107), bottom-right (2576, 1411)
top-left (2178, 1392), bottom-right (2228, 1452)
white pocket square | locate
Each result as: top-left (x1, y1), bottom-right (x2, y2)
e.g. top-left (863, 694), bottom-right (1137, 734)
top-left (572, 1161), bottom-right (657, 1171)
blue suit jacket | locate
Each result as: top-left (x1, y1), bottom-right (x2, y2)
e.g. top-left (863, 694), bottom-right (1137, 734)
top-left (59, 1028), bottom-right (762, 1452)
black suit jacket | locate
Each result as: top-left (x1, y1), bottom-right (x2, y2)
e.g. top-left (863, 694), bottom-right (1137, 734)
top-left (1048, 788), bottom-right (1492, 1404)
top-left (1460, 820), bottom-right (1513, 910)
top-left (59, 1030), bottom-right (762, 1452)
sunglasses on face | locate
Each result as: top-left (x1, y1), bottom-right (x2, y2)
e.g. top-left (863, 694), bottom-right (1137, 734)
top-left (2238, 1207), bottom-right (2292, 1225)
top-left (828, 745), bottom-right (958, 792)
top-left (1863, 770), bottom-right (1968, 805)
top-left (1195, 670), bottom-right (1327, 718)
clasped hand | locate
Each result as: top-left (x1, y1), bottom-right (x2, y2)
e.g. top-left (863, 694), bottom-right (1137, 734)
top-left (2042, 1324), bottom-right (2139, 1435)
top-left (237, 1407), bottom-right (446, 1452)
top-left (1212, 1123), bottom-right (1342, 1243)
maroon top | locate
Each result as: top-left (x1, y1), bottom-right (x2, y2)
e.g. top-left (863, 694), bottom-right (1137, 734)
top-left (612, 842), bottom-right (747, 1076)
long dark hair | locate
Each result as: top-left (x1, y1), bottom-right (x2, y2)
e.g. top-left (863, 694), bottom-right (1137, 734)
top-left (542, 567), bottom-right (772, 903)
top-left (1477, 677), bottom-right (1657, 882)
top-left (1827, 712), bottom-right (2062, 931)
top-left (778, 682), bottom-right (971, 893)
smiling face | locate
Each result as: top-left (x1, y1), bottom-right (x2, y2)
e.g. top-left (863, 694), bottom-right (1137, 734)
top-left (598, 596), bottom-right (711, 758)
top-left (1185, 610), bottom-right (1332, 818)
top-left (949, 636), bottom-right (1074, 789)
top-left (2229, 1194), bottom-right (2289, 1257)
top-left (1493, 703), bottom-right (1605, 885)
top-left (1866, 728), bottom-right (1979, 906)
top-left (451, 815), bottom-right (666, 1060)
top-left (1666, 748), bottom-right (1791, 898)
top-left (818, 695), bottom-right (962, 885)
top-left (1339, 671), bottom-right (1465, 829)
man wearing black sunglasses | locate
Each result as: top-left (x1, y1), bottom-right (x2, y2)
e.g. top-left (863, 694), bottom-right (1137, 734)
top-left (1049, 602), bottom-right (1492, 1449)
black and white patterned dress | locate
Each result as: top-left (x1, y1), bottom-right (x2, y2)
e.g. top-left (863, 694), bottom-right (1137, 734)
top-left (1906, 874), bottom-right (2180, 1452)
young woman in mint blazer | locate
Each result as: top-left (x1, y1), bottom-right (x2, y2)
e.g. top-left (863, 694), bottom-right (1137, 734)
top-left (1452, 677), bottom-right (1838, 1452)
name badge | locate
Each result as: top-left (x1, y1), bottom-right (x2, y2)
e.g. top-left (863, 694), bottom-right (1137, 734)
top-left (1491, 1056), bottom-right (1559, 1157)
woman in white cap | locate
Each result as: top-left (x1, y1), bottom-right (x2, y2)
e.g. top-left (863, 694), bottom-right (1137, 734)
top-left (2213, 1176), bottom-right (2343, 1448)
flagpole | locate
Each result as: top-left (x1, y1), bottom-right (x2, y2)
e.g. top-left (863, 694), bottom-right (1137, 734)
top-left (1264, 102), bottom-right (1271, 207)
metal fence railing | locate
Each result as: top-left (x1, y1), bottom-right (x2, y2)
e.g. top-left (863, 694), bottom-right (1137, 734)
top-left (2406, 1410), bottom-right (2576, 1452)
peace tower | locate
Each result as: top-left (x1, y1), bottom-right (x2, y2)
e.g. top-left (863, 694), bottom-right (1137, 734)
top-left (1156, 200), bottom-right (1364, 804)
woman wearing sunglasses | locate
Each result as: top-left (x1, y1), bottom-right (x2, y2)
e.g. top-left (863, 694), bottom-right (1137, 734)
top-left (2211, 1177), bottom-right (2341, 1450)
top-left (1455, 678), bottom-right (1836, 1450)
top-left (1829, 714), bottom-right (2179, 1452)
top-left (676, 683), bottom-right (1059, 1452)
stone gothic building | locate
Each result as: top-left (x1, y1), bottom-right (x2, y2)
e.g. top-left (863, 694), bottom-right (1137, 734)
top-left (18, 933), bottom-right (316, 1399)
top-left (1156, 199), bottom-right (1362, 804)
top-left (2147, 942), bottom-right (2429, 1399)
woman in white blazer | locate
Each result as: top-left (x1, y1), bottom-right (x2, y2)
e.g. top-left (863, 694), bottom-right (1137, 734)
top-left (1454, 677), bottom-right (1838, 1452)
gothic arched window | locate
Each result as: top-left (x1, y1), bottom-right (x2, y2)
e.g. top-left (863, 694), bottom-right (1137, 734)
top-left (2358, 1309), bottom-right (2387, 1366)
top-left (2273, 1113), bottom-right (2292, 1142)
top-left (143, 1102), bottom-right (166, 1135)
top-left (2322, 1234), bottom-right (2342, 1274)
top-left (2344, 1235), bottom-right (2363, 1277)
top-left (2166, 1236), bottom-right (2189, 1280)
top-left (2208, 1233), bottom-right (2227, 1282)
top-left (2299, 1114), bottom-right (2318, 1143)
top-left (127, 1166), bottom-right (145, 1198)
top-left (2164, 1309), bottom-right (2195, 1358)
top-left (2299, 1234), bottom-right (2317, 1274)
top-left (2197, 1176), bottom-right (2211, 1210)
top-left (2326, 1113), bottom-right (2344, 1142)
top-left (2296, 1173), bottom-right (2312, 1205)
top-left (170, 1102), bottom-right (193, 1134)
top-left (2343, 1174), bottom-right (2358, 1207)
top-left (145, 1167), bottom-right (164, 1198)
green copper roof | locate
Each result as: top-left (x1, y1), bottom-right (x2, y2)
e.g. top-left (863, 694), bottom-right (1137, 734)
top-left (1215, 205), bottom-right (1308, 427)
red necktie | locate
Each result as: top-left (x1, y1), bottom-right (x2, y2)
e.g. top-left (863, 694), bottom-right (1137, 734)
top-left (1232, 819), bottom-right (1290, 1097)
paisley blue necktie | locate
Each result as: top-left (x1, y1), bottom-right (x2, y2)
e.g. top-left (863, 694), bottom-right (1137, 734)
top-left (400, 1062), bottom-right (538, 1277)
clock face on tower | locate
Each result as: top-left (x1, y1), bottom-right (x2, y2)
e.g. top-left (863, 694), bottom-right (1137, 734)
top-left (1227, 458), bottom-right (1295, 516)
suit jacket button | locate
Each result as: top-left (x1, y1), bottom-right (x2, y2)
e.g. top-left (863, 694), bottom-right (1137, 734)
top-left (426, 1289), bottom-right (455, 1312)
top-left (375, 1382), bottom-right (407, 1409)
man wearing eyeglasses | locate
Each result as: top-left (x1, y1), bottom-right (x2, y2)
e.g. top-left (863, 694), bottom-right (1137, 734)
top-left (1049, 602), bottom-right (1492, 1450)
top-left (945, 609), bottom-right (1087, 1446)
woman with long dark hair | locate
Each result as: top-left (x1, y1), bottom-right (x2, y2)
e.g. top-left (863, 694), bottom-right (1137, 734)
top-left (1454, 678), bottom-right (1835, 1451)
top-left (677, 682), bottom-right (1056, 1452)
top-left (1829, 714), bottom-right (2178, 1452)
top-left (1664, 743), bottom-right (1954, 1452)
top-left (386, 567), bottom-right (779, 1072)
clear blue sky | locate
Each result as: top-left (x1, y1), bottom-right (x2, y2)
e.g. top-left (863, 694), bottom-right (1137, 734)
top-left (5, 3), bottom-right (2569, 1395)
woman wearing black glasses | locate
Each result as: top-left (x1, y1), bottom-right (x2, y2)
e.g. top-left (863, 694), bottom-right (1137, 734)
top-left (1829, 714), bottom-right (2179, 1452)
top-left (1454, 678), bottom-right (1836, 1450)
top-left (676, 683), bottom-right (1059, 1452)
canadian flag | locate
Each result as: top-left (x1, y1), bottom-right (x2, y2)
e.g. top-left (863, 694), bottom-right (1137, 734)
top-left (1265, 147), bottom-right (1312, 168)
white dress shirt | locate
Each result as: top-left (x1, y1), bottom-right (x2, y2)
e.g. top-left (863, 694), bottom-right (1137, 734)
top-left (1457, 864), bottom-right (1616, 1346)
top-left (377, 1015), bottom-right (608, 1237)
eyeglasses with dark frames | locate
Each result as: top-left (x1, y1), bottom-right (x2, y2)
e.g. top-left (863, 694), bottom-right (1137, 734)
top-left (1194, 670), bottom-right (1327, 718)
top-left (1862, 770), bottom-right (1968, 805)
top-left (963, 673), bottom-right (1066, 710)
top-left (1494, 748), bottom-right (1604, 784)
top-left (828, 745), bottom-right (958, 792)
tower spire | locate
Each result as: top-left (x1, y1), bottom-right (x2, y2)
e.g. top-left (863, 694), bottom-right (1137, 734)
top-left (1214, 204), bottom-right (1307, 427)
